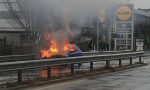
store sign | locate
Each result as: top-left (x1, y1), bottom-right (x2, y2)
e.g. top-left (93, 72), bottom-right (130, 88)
top-left (115, 4), bottom-right (134, 51)
top-left (116, 23), bottom-right (132, 33)
top-left (136, 39), bottom-right (144, 51)
top-left (117, 5), bottom-right (132, 21)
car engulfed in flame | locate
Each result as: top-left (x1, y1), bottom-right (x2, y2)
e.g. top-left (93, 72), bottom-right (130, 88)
top-left (40, 38), bottom-right (70, 58)
top-left (40, 32), bottom-right (82, 58)
top-left (39, 31), bottom-right (83, 78)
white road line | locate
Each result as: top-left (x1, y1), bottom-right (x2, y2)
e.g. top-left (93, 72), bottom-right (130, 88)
top-left (30, 79), bottom-right (86, 90)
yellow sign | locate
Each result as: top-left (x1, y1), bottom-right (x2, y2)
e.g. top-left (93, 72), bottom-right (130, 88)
top-left (117, 5), bottom-right (132, 21)
top-left (99, 8), bottom-right (106, 23)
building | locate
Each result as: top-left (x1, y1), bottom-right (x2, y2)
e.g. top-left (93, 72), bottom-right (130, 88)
top-left (0, 0), bottom-right (32, 55)
top-left (134, 9), bottom-right (150, 51)
top-left (79, 7), bottom-right (150, 51)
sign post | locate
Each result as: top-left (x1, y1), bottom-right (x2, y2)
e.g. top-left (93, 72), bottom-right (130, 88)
top-left (114, 4), bottom-right (134, 51)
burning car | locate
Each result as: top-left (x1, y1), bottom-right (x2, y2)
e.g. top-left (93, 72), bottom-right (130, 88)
top-left (40, 31), bottom-right (82, 58)
top-left (40, 43), bottom-right (83, 58)
top-left (39, 31), bottom-right (83, 78)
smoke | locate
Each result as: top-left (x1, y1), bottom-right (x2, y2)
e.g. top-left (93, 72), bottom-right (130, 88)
top-left (2, 0), bottom-right (117, 54)
top-left (17, 0), bottom-right (115, 35)
top-left (2, 0), bottom-right (117, 56)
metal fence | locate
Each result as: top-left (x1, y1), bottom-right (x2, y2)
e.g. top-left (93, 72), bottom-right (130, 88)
top-left (0, 45), bottom-right (33, 56)
top-left (0, 51), bottom-right (145, 83)
top-left (0, 51), bottom-right (131, 63)
top-left (0, 54), bottom-right (35, 63)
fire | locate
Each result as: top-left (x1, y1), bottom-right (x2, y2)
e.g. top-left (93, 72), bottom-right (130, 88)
top-left (40, 49), bottom-right (51, 58)
top-left (40, 32), bottom-right (70, 58)
top-left (40, 39), bottom-right (58, 58)
top-left (50, 40), bottom-right (58, 53)
top-left (63, 39), bottom-right (70, 51)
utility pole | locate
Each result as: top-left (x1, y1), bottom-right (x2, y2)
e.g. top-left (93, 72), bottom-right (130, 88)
top-left (97, 19), bottom-right (100, 51)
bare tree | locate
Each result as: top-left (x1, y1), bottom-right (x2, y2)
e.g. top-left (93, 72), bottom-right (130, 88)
top-left (3, 0), bottom-right (45, 44)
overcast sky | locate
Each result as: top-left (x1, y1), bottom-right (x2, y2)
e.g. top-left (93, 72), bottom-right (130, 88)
top-left (131, 0), bottom-right (150, 9)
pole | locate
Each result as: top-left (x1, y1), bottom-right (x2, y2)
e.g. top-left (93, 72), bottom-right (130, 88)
top-left (109, 29), bottom-right (111, 51)
top-left (130, 57), bottom-right (132, 65)
top-left (90, 61), bottom-right (94, 71)
top-left (71, 64), bottom-right (74, 75)
top-left (18, 70), bottom-right (22, 83)
top-left (139, 56), bottom-right (142, 63)
top-left (47, 66), bottom-right (51, 79)
top-left (106, 60), bottom-right (110, 69)
top-left (119, 59), bottom-right (122, 67)
top-left (97, 19), bottom-right (99, 51)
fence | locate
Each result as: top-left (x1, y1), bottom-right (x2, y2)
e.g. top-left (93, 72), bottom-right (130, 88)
top-left (0, 51), bottom-right (127, 63)
top-left (0, 51), bottom-right (145, 83)
top-left (0, 45), bottom-right (33, 56)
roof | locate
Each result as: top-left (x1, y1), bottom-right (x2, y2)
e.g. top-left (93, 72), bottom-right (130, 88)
top-left (0, 19), bottom-right (24, 32)
top-left (134, 9), bottom-right (150, 18)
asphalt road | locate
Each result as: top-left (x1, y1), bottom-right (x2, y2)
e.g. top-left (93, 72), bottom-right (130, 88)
top-left (24, 61), bottom-right (150, 90)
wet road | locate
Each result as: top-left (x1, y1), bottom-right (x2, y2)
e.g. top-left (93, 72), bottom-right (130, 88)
top-left (25, 62), bottom-right (150, 90)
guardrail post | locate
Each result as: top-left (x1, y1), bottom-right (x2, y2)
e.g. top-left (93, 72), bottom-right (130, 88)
top-left (119, 59), bottom-right (122, 67)
top-left (139, 56), bottom-right (142, 63)
top-left (17, 70), bottom-right (22, 83)
top-left (90, 61), bottom-right (94, 71)
top-left (47, 66), bottom-right (51, 79)
top-left (106, 60), bottom-right (110, 69)
top-left (130, 57), bottom-right (132, 65)
top-left (71, 64), bottom-right (74, 75)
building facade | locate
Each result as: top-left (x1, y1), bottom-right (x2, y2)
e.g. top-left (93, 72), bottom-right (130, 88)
top-left (0, 0), bottom-right (32, 55)
top-left (134, 9), bottom-right (150, 51)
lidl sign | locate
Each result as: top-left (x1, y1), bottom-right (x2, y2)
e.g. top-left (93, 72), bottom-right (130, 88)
top-left (116, 5), bottom-right (132, 21)
top-left (115, 4), bottom-right (134, 51)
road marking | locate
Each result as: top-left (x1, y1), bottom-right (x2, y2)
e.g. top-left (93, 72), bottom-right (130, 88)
top-left (29, 79), bottom-right (86, 90)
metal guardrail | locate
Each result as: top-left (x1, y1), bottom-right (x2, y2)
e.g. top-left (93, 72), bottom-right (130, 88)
top-left (0, 54), bottom-right (35, 63)
top-left (83, 51), bottom-right (134, 55)
top-left (0, 51), bottom-right (130, 63)
top-left (0, 51), bottom-right (144, 83)
top-left (142, 54), bottom-right (150, 57)
top-left (0, 52), bottom-right (103, 63)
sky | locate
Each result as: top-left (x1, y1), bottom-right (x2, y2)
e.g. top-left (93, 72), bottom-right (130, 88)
top-left (113, 0), bottom-right (150, 9)
top-left (131, 0), bottom-right (150, 9)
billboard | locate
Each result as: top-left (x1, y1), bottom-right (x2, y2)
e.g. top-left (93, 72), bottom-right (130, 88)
top-left (114, 4), bottom-right (134, 51)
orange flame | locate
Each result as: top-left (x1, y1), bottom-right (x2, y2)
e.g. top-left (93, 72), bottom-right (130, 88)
top-left (40, 33), bottom-right (70, 58)
top-left (50, 40), bottom-right (58, 53)
top-left (63, 39), bottom-right (70, 51)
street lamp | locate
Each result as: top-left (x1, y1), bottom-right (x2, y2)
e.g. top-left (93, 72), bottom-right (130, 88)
top-left (99, 9), bottom-right (106, 41)
top-left (99, 9), bottom-right (106, 24)
top-left (97, 8), bottom-right (106, 51)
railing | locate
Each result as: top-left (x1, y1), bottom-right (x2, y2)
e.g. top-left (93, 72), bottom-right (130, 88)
top-left (141, 54), bottom-right (150, 63)
top-left (0, 51), bottom-right (129, 62)
top-left (0, 54), bottom-right (35, 63)
top-left (83, 51), bottom-right (120, 55)
top-left (0, 51), bottom-right (145, 83)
